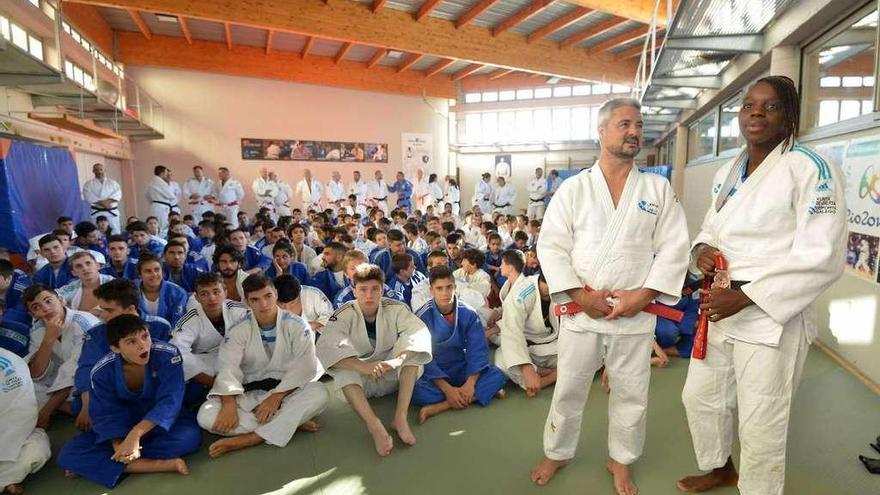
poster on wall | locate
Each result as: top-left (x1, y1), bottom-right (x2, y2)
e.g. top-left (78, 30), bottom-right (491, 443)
top-left (240, 138), bottom-right (388, 163)
top-left (837, 138), bottom-right (880, 281)
top-left (494, 154), bottom-right (511, 179)
top-left (402, 133), bottom-right (432, 177)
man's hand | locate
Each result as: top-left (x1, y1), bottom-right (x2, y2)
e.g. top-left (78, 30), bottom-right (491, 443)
top-left (254, 394), bottom-right (283, 424)
top-left (695, 244), bottom-right (719, 277)
top-left (112, 433), bottom-right (142, 464)
top-left (75, 401), bottom-right (92, 431)
top-left (44, 316), bottom-right (64, 343)
top-left (441, 385), bottom-right (468, 409)
top-left (460, 378), bottom-right (476, 404)
top-left (569, 288), bottom-right (613, 319)
top-left (522, 365), bottom-right (542, 397)
top-left (701, 288), bottom-right (753, 322)
top-left (36, 406), bottom-right (52, 430)
top-left (213, 400), bottom-right (239, 433)
top-left (605, 288), bottom-right (658, 320)
top-left (484, 325), bottom-right (500, 339)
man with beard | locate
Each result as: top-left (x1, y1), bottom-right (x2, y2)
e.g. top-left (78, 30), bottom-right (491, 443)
top-left (213, 245), bottom-right (248, 303)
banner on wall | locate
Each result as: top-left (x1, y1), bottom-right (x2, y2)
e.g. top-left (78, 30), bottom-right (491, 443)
top-left (241, 138), bottom-right (388, 163)
top-left (822, 138), bottom-right (880, 283)
top-left (402, 133), bottom-right (432, 178)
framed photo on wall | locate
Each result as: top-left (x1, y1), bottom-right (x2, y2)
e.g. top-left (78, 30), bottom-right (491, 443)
top-left (241, 138), bottom-right (387, 163)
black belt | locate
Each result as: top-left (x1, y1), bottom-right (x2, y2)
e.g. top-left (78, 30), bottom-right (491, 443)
top-left (374, 197), bottom-right (387, 201)
top-left (529, 197), bottom-right (544, 203)
top-left (243, 378), bottom-right (281, 392)
top-left (729, 280), bottom-right (750, 290)
top-left (493, 203), bottom-right (510, 208)
top-left (152, 201), bottom-right (173, 208)
top-left (91, 206), bottom-right (118, 217)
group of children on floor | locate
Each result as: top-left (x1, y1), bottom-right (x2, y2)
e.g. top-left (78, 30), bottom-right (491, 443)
top-left (0, 202), bottom-right (698, 492)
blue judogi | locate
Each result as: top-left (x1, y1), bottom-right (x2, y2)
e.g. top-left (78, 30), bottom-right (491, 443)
top-left (241, 245), bottom-right (271, 272)
top-left (186, 235), bottom-right (203, 254)
top-left (0, 318), bottom-right (30, 358)
top-left (483, 250), bottom-right (506, 288)
top-left (138, 280), bottom-right (188, 327)
top-left (72, 314), bottom-right (171, 414)
top-left (388, 179), bottom-right (414, 213)
top-left (265, 261), bottom-right (310, 285)
top-left (308, 269), bottom-right (346, 301)
top-left (413, 299), bottom-right (506, 406)
top-left (59, 341), bottom-right (201, 488)
top-left (333, 281), bottom-right (404, 309)
top-left (129, 240), bottom-right (164, 260)
top-left (373, 248), bottom-right (426, 281)
top-left (33, 258), bottom-right (76, 290)
top-left (368, 246), bottom-right (384, 263)
top-left (389, 271), bottom-right (426, 309)
top-left (100, 260), bottom-right (140, 281)
top-left (3, 269), bottom-right (32, 325)
top-left (162, 263), bottom-right (203, 293)
top-left (655, 290), bottom-right (700, 358)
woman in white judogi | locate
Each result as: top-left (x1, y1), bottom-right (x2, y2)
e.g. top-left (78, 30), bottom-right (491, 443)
top-left (445, 178), bottom-right (461, 216)
top-left (145, 166), bottom-right (178, 232)
top-left (82, 163), bottom-right (122, 234)
top-left (215, 167), bottom-right (245, 227)
top-left (183, 167), bottom-right (215, 222)
top-left (678, 77), bottom-right (847, 495)
top-left (531, 98), bottom-right (689, 495)
top-left (473, 173), bottom-right (493, 214)
top-left (0, 348), bottom-right (51, 494)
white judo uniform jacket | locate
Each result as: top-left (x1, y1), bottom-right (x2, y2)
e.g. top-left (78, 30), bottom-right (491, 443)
top-left (413, 177), bottom-right (431, 213)
top-left (299, 286), bottom-right (334, 329)
top-left (183, 177), bottom-right (215, 222)
top-left (538, 164), bottom-right (690, 335)
top-left (253, 177), bottom-right (279, 212)
top-left (691, 143), bottom-right (848, 345)
top-left (495, 274), bottom-right (558, 382)
top-left (215, 179), bottom-right (245, 227)
top-left (170, 300), bottom-right (250, 381)
top-left (296, 179), bottom-right (324, 211)
top-left (82, 177), bottom-right (122, 233)
top-left (348, 180), bottom-right (369, 216)
top-left (492, 184), bottom-right (516, 215)
top-left (274, 181), bottom-right (294, 217)
top-left (326, 180), bottom-right (347, 209)
top-left (453, 268), bottom-right (492, 299)
top-left (473, 180), bottom-right (492, 213)
top-left (145, 176), bottom-right (178, 232)
top-left (26, 309), bottom-right (100, 404)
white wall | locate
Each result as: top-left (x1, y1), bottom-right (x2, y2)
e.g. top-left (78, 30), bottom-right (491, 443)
top-left (127, 66), bottom-right (450, 218)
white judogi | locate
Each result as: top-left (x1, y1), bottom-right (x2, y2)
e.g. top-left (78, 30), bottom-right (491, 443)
top-left (197, 310), bottom-right (329, 447)
top-left (183, 177), bottom-right (215, 222)
top-left (408, 237), bottom-right (429, 254)
top-left (348, 180), bottom-right (369, 216)
top-left (492, 184), bottom-right (516, 215)
top-left (538, 164), bottom-right (689, 465)
top-left (169, 181), bottom-right (182, 213)
top-left (453, 267), bottom-right (492, 299)
top-left (56, 274), bottom-right (115, 310)
top-left (682, 143), bottom-right (847, 495)
top-left (494, 274), bottom-right (558, 389)
top-left (274, 181), bottom-right (294, 217)
top-left (215, 179), bottom-right (245, 228)
top-left (473, 179), bottom-right (493, 214)
top-left (430, 182), bottom-right (444, 209)
top-left (527, 177), bottom-right (548, 220)
top-left (325, 180), bottom-right (347, 210)
top-left (82, 177), bottom-right (122, 234)
top-left (0, 349), bottom-right (51, 489)
top-left (316, 299), bottom-right (431, 398)
top-left (367, 180), bottom-right (390, 215)
top-left (413, 177), bottom-right (431, 213)
top-left (298, 286), bottom-right (334, 329)
top-left (446, 186), bottom-right (461, 216)
top-left (291, 244), bottom-right (319, 275)
top-left (170, 300), bottom-right (250, 381)
top-left (253, 177), bottom-right (279, 215)
top-left (145, 176), bottom-right (178, 232)
top-left (26, 309), bottom-right (99, 406)
top-left (295, 178), bottom-right (323, 211)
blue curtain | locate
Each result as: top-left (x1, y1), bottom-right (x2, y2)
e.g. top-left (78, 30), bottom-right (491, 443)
top-left (0, 140), bottom-right (89, 254)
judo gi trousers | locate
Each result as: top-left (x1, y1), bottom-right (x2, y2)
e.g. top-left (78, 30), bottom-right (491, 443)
top-left (149, 203), bottom-right (172, 232)
top-left (58, 415), bottom-right (201, 488)
top-left (495, 342), bottom-right (558, 390)
top-left (543, 324), bottom-right (653, 464)
top-left (527, 201), bottom-right (546, 221)
top-left (219, 205), bottom-right (240, 228)
top-left (412, 364), bottom-right (506, 406)
top-left (332, 365), bottom-right (423, 399)
top-left (0, 430), bottom-right (51, 488)
top-left (681, 317), bottom-right (809, 495)
top-left (197, 381), bottom-right (328, 447)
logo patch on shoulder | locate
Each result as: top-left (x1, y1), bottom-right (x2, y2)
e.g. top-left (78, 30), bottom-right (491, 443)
top-left (637, 199), bottom-right (659, 215)
top-left (713, 183), bottom-right (722, 194)
top-left (170, 355), bottom-right (182, 364)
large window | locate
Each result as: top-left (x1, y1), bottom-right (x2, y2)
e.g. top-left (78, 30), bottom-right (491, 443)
top-left (461, 105), bottom-right (601, 143)
top-left (1, 15), bottom-right (44, 61)
top-left (802, 6), bottom-right (877, 130)
top-left (688, 111), bottom-right (716, 161)
top-left (718, 94), bottom-right (743, 153)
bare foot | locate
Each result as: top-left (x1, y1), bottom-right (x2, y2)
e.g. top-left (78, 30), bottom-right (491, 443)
top-left (530, 457), bottom-right (570, 486)
top-left (676, 458), bottom-right (739, 493)
top-left (664, 346), bottom-right (681, 357)
top-left (64, 470), bottom-right (78, 479)
top-left (391, 416), bottom-right (417, 446)
top-left (537, 367), bottom-right (555, 377)
top-left (208, 433), bottom-right (263, 459)
top-left (607, 459), bottom-right (638, 495)
top-left (172, 458), bottom-right (190, 475)
top-left (367, 420), bottom-right (394, 457)
top-left (650, 356), bottom-right (669, 368)
top-left (298, 420), bottom-right (321, 432)
top-left (4, 484), bottom-right (24, 494)
top-left (418, 403), bottom-right (447, 425)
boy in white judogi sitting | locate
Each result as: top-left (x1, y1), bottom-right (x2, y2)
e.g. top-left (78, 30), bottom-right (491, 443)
top-left (274, 275), bottom-right (333, 334)
top-left (196, 274), bottom-right (329, 458)
top-left (316, 263), bottom-right (432, 457)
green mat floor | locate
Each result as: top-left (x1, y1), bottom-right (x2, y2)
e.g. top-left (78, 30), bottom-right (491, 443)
top-left (24, 348), bottom-right (880, 494)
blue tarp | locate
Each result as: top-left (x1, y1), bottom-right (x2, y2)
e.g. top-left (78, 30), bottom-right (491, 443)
top-left (0, 140), bottom-right (89, 255)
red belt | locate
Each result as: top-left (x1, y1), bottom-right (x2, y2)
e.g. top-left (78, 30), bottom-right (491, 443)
top-left (223, 202), bottom-right (239, 207)
top-left (553, 286), bottom-right (684, 322)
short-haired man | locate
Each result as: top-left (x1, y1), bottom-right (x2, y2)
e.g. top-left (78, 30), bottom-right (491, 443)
top-left (162, 241), bottom-right (203, 294)
top-left (32, 235), bottom-right (76, 290)
top-left (197, 274), bottom-right (328, 458)
top-left (82, 162), bottom-right (122, 234)
top-left (227, 229), bottom-right (272, 274)
top-left (412, 267), bottom-right (506, 424)
top-left (100, 235), bottom-right (139, 281)
top-left (453, 248), bottom-right (491, 299)
top-left (527, 168), bottom-right (548, 221)
top-left (146, 165), bottom-right (179, 233)
top-left (212, 245), bottom-right (248, 302)
top-left (332, 250), bottom-right (405, 308)
top-left (389, 253), bottom-right (426, 309)
top-left (307, 242), bottom-right (348, 300)
top-left (214, 167), bottom-right (246, 228)
top-left (274, 274), bottom-right (333, 333)
top-left (183, 165), bottom-right (215, 222)
top-left (137, 254), bottom-right (188, 327)
top-left (57, 251), bottom-right (114, 313)
top-left (0, 259), bottom-right (32, 325)
top-left (72, 221), bottom-right (108, 263)
top-left (373, 229), bottom-right (425, 282)
top-left (126, 222), bottom-right (164, 260)
top-left (316, 264), bottom-right (432, 457)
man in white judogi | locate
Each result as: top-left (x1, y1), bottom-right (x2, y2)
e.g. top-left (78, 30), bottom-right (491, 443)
top-left (546, 169), bottom-right (562, 205)
top-left (326, 171), bottom-right (347, 212)
top-left (269, 171), bottom-right (294, 217)
top-left (169, 179), bottom-right (182, 214)
top-left (274, 274), bottom-right (334, 333)
top-left (82, 162), bottom-right (122, 234)
top-left (183, 165), bottom-right (215, 223)
top-left (527, 168), bottom-right (548, 221)
top-left (530, 98), bottom-right (689, 495)
top-left (677, 77), bottom-right (848, 495)
top-left (473, 173), bottom-right (493, 214)
top-left (0, 348), bottom-right (52, 494)
top-left (348, 170), bottom-right (370, 216)
top-left (367, 170), bottom-right (390, 215)
top-left (145, 165), bottom-right (178, 233)
top-left (295, 169), bottom-right (323, 212)
top-left (413, 168), bottom-right (431, 214)
top-left (215, 167), bottom-right (245, 228)
top-left (253, 167), bottom-right (278, 217)
top-left (197, 274), bottom-right (328, 458)
top-left (492, 176), bottom-right (516, 216)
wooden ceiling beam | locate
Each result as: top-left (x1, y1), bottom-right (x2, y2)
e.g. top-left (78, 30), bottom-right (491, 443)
top-left (302, 36), bottom-right (315, 58)
top-left (223, 22), bottom-right (232, 49)
top-left (452, 63), bottom-right (484, 81)
top-left (334, 41), bottom-right (354, 64)
top-left (371, 0), bottom-right (388, 13)
top-left (126, 8), bottom-right (151, 40)
top-left (455, 0), bottom-right (499, 29)
top-left (367, 48), bottom-right (388, 68)
top-left (588, 25), bottom-right (649, 53)
top-left (526, 7), bottom-right (592, 43)
top-left (416, 0), bottom-right (444, 21)
top-left (565, 0), bottom-right (668, 25)
top-left (493, 0), bottom-right (554, 36)
top-left (559, 17), bottom-right (628, 49)
top-left (425, 58), bottom-right (455, 77)
top-left (177, 15), bottom-right (192, 45)
top-left (487, 68), bottom-right (514, 80)
top-left (615, 42), bottom-right (655, 60)
top-left (265, 29), bottom-right (273, 54)
top-left (397, 53), bottom-right (424, 73)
